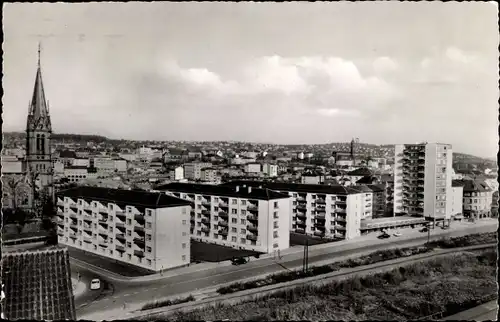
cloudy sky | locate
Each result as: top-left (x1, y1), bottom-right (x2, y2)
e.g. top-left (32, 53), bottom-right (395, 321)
top-left (3, 2), bottom-right (498, 157)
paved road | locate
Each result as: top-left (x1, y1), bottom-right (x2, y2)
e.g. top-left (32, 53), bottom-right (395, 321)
top-left (75, 223), bottom-right (496, 317)
top-left (73, 265), bottom-right (113, 308)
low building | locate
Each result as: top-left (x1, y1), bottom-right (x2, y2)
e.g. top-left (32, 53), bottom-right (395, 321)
top-left (168, 166), bottom-right (184, 181)
top-left (454, 179), bottom-right (493, 219)
top-left (72, 158), bottom-right (90, 167)
top-left (220, 181), bottom-right (366, 240)
top-left (366, 184), bottom-right (387, 218)
top-left (301, 173), bottom-right (325, 185)
top-left (349, 185), bottom-right (374, 219)
top-left (155, 183), bottom-right (291, 253)
top-left (451, 180), bottom-right (465, 218)
top-left (63, 166), bottom-right (97, 182)
top-left (56, 186), bottom-right (192, 271)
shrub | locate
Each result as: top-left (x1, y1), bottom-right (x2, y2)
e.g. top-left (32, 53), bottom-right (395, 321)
top-left (141, 295), bottom-right (195, 311)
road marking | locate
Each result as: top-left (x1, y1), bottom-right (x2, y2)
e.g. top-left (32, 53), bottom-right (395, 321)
top-left (123, 293), bottom-right (132, 297)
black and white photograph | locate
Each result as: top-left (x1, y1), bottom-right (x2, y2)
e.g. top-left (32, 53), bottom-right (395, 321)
top-left (1, 2), bottom-right (498, 321)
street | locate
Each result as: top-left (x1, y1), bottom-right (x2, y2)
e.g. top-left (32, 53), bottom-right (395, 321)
top-left (75, 221), bottom-right (497, 318)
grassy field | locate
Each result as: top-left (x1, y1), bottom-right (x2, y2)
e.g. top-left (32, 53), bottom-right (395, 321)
top-left (190, 240), bottom-right (262, 263)
top-left (155, 249), bottom-right (497, 321)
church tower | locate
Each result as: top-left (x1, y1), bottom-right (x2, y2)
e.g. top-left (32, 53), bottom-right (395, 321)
top-left (25, 43), bottom-right (54, 202)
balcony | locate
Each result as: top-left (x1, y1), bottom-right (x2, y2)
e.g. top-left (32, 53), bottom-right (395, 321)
top-left (201, 200), bottom-right (211, 206)
top-left (296, 212), bottom-right (307, 219)
top-left (134, 226), bottom-right (145, 234)
top-left (247, 215), bottom-right (259, 222)
top-left (115, 222), bottom-right (126, 230)
top-left (201, 210), bottom-right (211, 216)
top-left (83, 216), bottom-right (93, 223)
top-left (334, 233), bottom-right (345, 239)
top-left (134, 237), bottom-right (145, 247)
top-left (336, 225), bottom-right (346, 231)
top-left (219, 211), bottom-right (229, 218)
top-left (82, 237), bottom-right (91, 243)
top-left (69, 204), bottom-right (78, 211)
top-left (314, 231), bottom-right (325, 237)
top-left (98, 208), bottom-right (108, 215)
top-left (57, 200), bottom-right (64, 206)
top-left (134, 250), bottom-right (145, 258)
top-left (115, 209), bottom-right (125, 215)
top-left (336, 217), bottom-right (347, 223)
top-left (99, 241), bottom-right (109, 248)
top-left (336, 199), bottom-right (347, 205)
top-left (69, 222), bottom-right (78, 229)
top-left (218, 229), bottom-right (229, 235)
top-left (57, 231), bottom-right (64, 237)
top-left (69, 213), bottom-right (77, 220)
top-left (218, 220), bottom-right (229, 227)
top-left (83, 225), bottom-right (92, 233)
top-left (296, 196), bottom-right (306, 202)
top-left (201, 227), bottom-right (210, 234)
top-left (295, 228), bottom-right (305, 234)
top-left (296, 204), bottom-right (307, 210)
top-left (190, 217), bottom-right (195, 224)
top-left (219, 201), bottom-right (229, 208)
top-left (98, 229), bottom-right (108, 236)
top-left (315, 198), bottom-right (326, 204)
top-left (247, 204), bottom-right (259, 212)
top-left (134, 213), bottom-right (145, 222)
top-left (57, 221), bottom-right (64, 228)
top-left (98, 219), bottom-right (108, 226)
top-left (246, 234), bottom-right (258, 241)
top-left (247, 224), bottom-right (258, 232)
top-left (296, 220), bottom-right (306, 226)
top-left (57, 210), bottom-right (64, 218)
top-left (115, 245), bottom-right (125, 253)
top-left (201, 218), bottom-right (210, 225)
top-left (115, 234), bottom-right (126, 241)
top-left (335, 208), bottom-right (347, 214)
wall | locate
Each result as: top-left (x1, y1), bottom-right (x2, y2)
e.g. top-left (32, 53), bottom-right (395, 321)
top-left (346, 193), bottom-right (362, 239)
top-left (392, 144), bottom-right (404, 215)
top-left (424, 144), bottom-right (438, 218)
top-left (153, 206), bottom-right (191, 271)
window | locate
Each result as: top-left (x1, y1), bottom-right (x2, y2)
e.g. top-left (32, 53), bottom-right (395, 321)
top-left (273, 231), bottom-right (279, 238)
top-left (241, 229), bottom-right (246, 234)
top-left (146, 209), bottom-right (152, 216)
top-left (232, 209), bottom-right (238, 214)
top-left (241, 210), bottom-right (246, 215)
top-left (197, 196), bottom-right (202, 201)
top-left (110, 250), bottom-right (113, 255)
top-left (127, 230), bottom-right (131, 236)
top-left (274, 212), bottom-right (279, 219)
top-left (273, 221), bottom-right (279, 229)
top-left (146, 234), bottom-right (152, 241)
top-left (214, 197), bottom-right (219, 202)
top-left (182, 255), bottom-right (186, 261)
top-left (232, 218), bottom-right (237, 224)
top-left (127, 242), bottom-right (131, 248)
top-left (241, 200), bottom-right (247, 205)
top-left (127, 219), bottom-right (132, 225)
top-left (182, 208), bottom-right (186, 214)
top-left (128, 254), bottom-right (132, 260)
top-left (274, 202), bottom-right (279, 208)
top-left (182, 232), bottom-right (187, 236)
top-left (214, 206), bottom-right (219, 211)
top-left (240, 238), bottom-right (246, 244)
top-left (241, 219), bottom-right (246, 225)
top-left (182, 243), bottom-right (187, 249)
top-left (273, 243), bottom-right (279, 248)
top-left (197, 205), bottom-right (202, 209)
top-left (231, 236), bottom-right (237, 242)
top-left (232, 199), bottom-right (237, 205)
top-left (231, 227), bottom-right (237, 233)
top-left (147, 259), bottom-right (152, 266)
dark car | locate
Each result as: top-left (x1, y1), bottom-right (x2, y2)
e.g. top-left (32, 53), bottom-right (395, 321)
top-left (231, 257), bottom-right (248, 265)
top-left (420, 227), bottom-right (428, 233)
top-left (378, 233), bottom-right (391, 239)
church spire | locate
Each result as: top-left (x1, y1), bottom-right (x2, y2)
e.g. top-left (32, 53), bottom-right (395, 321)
top-left (27, 43), bottom-right (51, 131)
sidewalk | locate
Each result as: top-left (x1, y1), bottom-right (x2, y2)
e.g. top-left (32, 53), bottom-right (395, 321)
top-left (72, 218), bottom-right (497, 284)
top-left (81, 243), bottom-right (496, 321)
top-left (72, 278), bottom-right (87, 299)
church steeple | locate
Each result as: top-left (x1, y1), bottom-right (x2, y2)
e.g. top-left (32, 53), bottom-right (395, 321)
top-left (27, 42), bottom-right (51, 132)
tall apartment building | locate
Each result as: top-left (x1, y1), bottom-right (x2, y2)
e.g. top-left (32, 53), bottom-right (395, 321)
top-left (56, 186), bottom-right (192, 272)
top-left (393, 143), bottom-right (453, 220)
top-left (200, 168), bottom-right (219, 183)
top-left (184, 162), bottom-right (212, 180)
top-left (221, 181), bottom-right (365, 240)
top-left (262, 163), bottom-right (278, 177)
top-left (155, 183), bottom-right (291, 253)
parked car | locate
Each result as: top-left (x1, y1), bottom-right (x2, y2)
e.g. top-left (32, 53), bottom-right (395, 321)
top-left (231, 257), bottom-right (248, 265)
top-left (378, 233), bottom-right (391, 239)
top-left (420, 227), bottom-right (428, 233)
top-left (393, 232), bottom-right (402, 237)
top-left (90, 278), bottom-right (101, 290)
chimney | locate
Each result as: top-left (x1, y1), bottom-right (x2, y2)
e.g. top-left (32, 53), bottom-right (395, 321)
top-left (248, 186), bottom-right (252, 193)
top-left (235, 186), bottom-right (240, 192)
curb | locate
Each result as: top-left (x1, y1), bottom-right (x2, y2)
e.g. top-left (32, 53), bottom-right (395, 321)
top-left (128, 243), bottom-right (497, 320)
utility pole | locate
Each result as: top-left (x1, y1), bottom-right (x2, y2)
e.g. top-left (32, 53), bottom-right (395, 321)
top-left (303, 238), bottom-right (309, 272)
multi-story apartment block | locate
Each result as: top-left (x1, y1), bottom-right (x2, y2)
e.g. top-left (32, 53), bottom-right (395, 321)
top-left (393, 143), bottom-right (453, 221)
top-left (220, 181), bottom-right (365, 240)
top-left (56, 186), bottom-right (192, 272)
top-left (200, 168), bottom-right (219, 182)
top-left (155, 183), bottom-right (291, 253)
top-left (453, 179), bottom-right (493, 219)
top-left (262, 163), bottom-right (278, 177)
top-left (244, 163), bottom-right (262, 173)
top-left (366, 184), bottom-right (387, 218)
top-left (184, 162), bottom-right (212, 180)
top-left (168, 166), bottom-right (184, 181)
top-left (349, 185), bottom-right (373, 219)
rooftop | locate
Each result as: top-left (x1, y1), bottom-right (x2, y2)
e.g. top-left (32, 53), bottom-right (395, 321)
top-left (452, 179), bottom-right (492, 192)
top-left (220, 180), bottom-right (363, 195)
top-left (347, 167), bottom-right (373, 176)
top-left (155, 182), bottom-right (290, 200)
top-left (57, 186), bottom-right (191, 209)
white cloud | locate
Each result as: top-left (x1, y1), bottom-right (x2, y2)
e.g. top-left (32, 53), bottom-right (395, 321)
top-left (445, 47), bottom-right (475, 64)
top-left (373, 56), bottom-right (398, 74)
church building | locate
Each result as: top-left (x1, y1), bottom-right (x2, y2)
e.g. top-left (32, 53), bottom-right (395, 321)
top-left (2, 45), bottom-right (54, 212)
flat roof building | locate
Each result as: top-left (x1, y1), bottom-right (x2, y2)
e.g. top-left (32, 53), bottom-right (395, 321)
top-left (155, 183), bottom-right (291, 254)
top-left (56, 187), bottom-right (192, 272)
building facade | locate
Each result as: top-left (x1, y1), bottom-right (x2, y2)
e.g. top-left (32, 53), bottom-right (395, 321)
top-left (244, 163), bottom-right (262, 174)
top-left (393, 143), bottom-right (453, 220)
top-left (450, 182), bottom-right (464, 218)
top-left (454, 179), bottom-right (493, 219)
top-left (221, 181), bottom-right (365, 240)
top-left (262, 163), bottom-right (278, 177)
top-left (156, 183), bottom-right (291, 253)
top-left (184, 162), bottom-right (212, 180)
top-left (200, 168), bottom-right (219, 183)
top-left (56, 187), bottom-right (192, 271)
